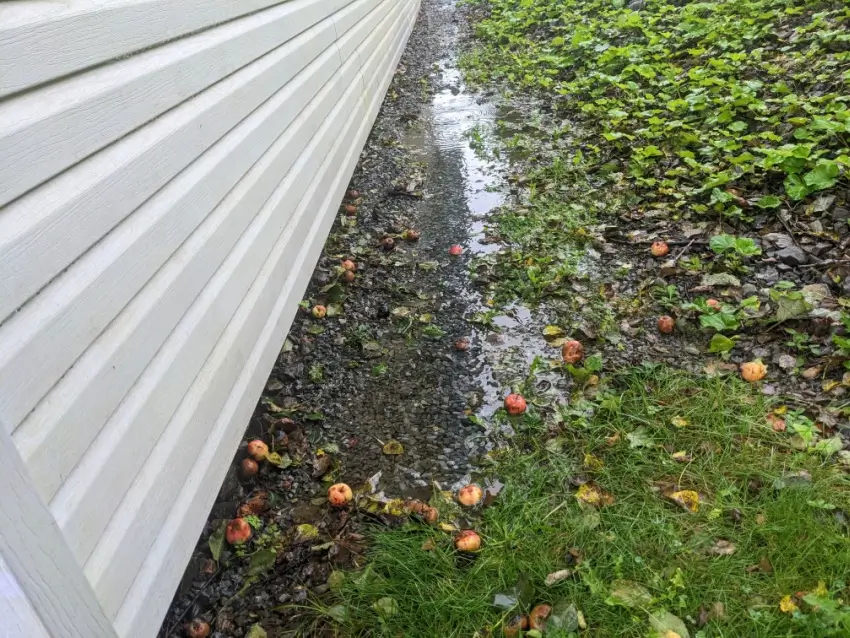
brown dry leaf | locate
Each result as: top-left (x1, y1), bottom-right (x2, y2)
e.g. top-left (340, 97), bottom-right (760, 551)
top-left (668, 490), bottom-right (700, 513)
top-left (707, 539), bottom-right (736, 556)
top-left (747, 557), bottom-right (773, 574)
top-left (575, 483), bottom-right (615, 508)
top-left (544, 569), bottom-right (574, 586)
top-left (605, 432), bottom-right (621, 446)
top-left (766, 413), bottom-right (786, 432)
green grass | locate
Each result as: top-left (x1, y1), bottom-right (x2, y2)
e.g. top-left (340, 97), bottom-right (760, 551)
top-left (321, 367), bottom-right (850, 637)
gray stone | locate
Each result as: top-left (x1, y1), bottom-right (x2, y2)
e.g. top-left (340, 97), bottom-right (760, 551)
top-left (775, 245), bottom-right (808, 265)
top-left (831, 206), bottom-right (850, 222)
top-left (762, 233), bottom-right (794, 249)
top-left (755, 267), bottom-right (779, 284)
top-left (741, 284), bottom-right (759, 297)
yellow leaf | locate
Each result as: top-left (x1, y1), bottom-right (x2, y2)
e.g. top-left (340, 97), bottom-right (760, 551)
top-left (671, 415), bottom-right (689, 428)
top-left (438, 522), bottom-right (458, 533)
top-left (671, 451), bottom-right (691, 463)
top-left (779, 595), bottom-right (798, 614)
top-left (575, 483), bottom-right (615, 508)
top-left (584, 453), bottom-right (604, 471)
top-left (814, 581), bottom-right (829, 597)
top-left (669, 490), bottom-right (700, 513)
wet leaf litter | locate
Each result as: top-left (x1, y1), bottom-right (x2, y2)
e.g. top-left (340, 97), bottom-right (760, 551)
top-left (161, 0), bottom-right (850, 636)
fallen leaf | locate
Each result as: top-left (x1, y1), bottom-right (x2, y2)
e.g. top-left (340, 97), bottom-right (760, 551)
top-left (325, 604), bottom-right (347, 622)
top-left (208, 521), bottom-right (227, 563)
top-left (247, 548), bottom-right (277, 576)
top-left (583, 453), bottom-right (604, 471)
top-left (671, 451), bottom-right (692, 463)
top-left (668, 490), bottom-right (700, 512)
top-left (671, 415), bottom-right (689, 428)
top-left (649, 610), bottom-right (690, 638)
top-left (266, 452), bottom-right (292, 469)
top-left (767, 414), bottom-right (786, 432)
top-left (605, 432), bottom-right (621, 446)
top-left (779, 595), bottom-right (798, 614)
top-left (245, 624), bottom-right (267, 638)
top-left (543, 325), bottom-right (566, 339)
top-left (547, 600), bottom-right (580, 631)
top-left (707, 539), bottom-right (736, 556)
top-left (607, 580), bottom-right (652, 608)
top-left (438, 522), bottom-right (458, 533)
top-left (545, 569), bottom-right (574, 586)
top-left (382, 440), bottom-right (404, 455)
top-left (295, 524), bottom-right (319, 541)
top-left (421, 538), bottom-right (436, 551)
top-left (372, 597), bottom-right (398, 618)
top-left (626, 427), bottom-right (653, 448)
top-left (575, 483), bottom-right (615, 507)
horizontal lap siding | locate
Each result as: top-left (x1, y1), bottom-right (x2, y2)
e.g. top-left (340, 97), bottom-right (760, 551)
top-left (0, 0), bottom-right (419, 635)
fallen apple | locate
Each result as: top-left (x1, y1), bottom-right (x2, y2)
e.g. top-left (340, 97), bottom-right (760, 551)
top-left (186, 619), bottom-right (210, 638)
top-left (561, 339), bottom-right (584, 364)
top-left (529, 604), bottom-right (552, 630)
top-left (706, 298), bottom-right (721, 310)
top-left (454, 337), bottom-right (470, 351)
top-left (346, 189), bottom-right (360, 199)
top-left (312, 304), bottom-right (327, 319)
top-left (454, 529), bottom-right (481, 552)
top-left (344, 204), bottom-right (358, 216)
top-left (650, 241), bottom-right (669, 257)
top-left (328, 483), bottom-right (353, 507)
top-left (342, 270), bottom-right (355, 283)
top-left (246, 440), bottom-right (268, 461)
top-left (503, 614), bottom-right (528, 638)
top-left (741, 360), bottom-right (767, 382)
top-left (657, 315), bottom-right (675, 334)
top-left (504, 393), bottom-right (527, 416)
top-left (402, 229), bottom-right (420, 242)
top-left (381, 237), bottom-right (395, 251)
top-left (240, 458), bottom-right (259, 478)
top-left (341, 259), bottom-right (356, 271)
top-left (457, 484), bottom-right (483, 507)
top-left (448, 244), bottom-right (463, 256)
top-left (225, 518), bottom-right (252, 545)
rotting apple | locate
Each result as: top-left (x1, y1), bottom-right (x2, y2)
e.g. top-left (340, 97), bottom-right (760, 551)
top-left (454, 529), bottom-right (481, 552)
top-left (561, 339), bottom-right (584, 364)
top-left (225, 518), bottom-right (252, 545)
top-left (457, 484), bottom-right (483, 507)
top-left (246, 440), bottom-right (268, 462)
top-left (504, 393), bottom-right (527, 416)
top-left (312, 304), bottom-right (327, 319)
top-left (741, 361), bottom-right (767, 382)
top-left (328, 483), bottom-right (353, 507)
top-left (650, 241), bottom-right (669, 257)
top-left (240, 458), bottom-right (259, 478)
top-left (186, 619), bottom-right (210, 638)
top-left (657, 316), bottom-right (675, 334)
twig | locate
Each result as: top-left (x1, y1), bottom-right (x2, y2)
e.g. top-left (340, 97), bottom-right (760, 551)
top-left (672, 238), bottom-right (696, 260)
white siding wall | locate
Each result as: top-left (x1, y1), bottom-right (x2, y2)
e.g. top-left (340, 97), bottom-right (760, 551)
top-left (0, 0), bottom-right (419, 635)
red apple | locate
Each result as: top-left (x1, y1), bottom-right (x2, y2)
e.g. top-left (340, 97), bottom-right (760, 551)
top-left (561, 339), bottom-right (584, 364)
top-left (657, 316), bottom-right (675, 334)
top-left (381, 237), bottom-right (395, 251)
top-left (504, 393), bottom-right (527, 416)
top-left (454, 337), bottom-right (470, 351)
top-left (328, 483), bottom-right (353, 507)
top-left (186, 619), bottom-right (210, 638)
top-left (454, 529), bottom-right (481, 552)
top-left (650, 241), bottom-right (669, 257)
top-left (449, 244), bottom-right (463, 256)
top-left (457, 484), bottom-right (483, 507)
top-left (706, 298), bottom-right (721, 310)
top-left (246, 440), bottom-right (268, 461)
top-left (402, 229), bottom-right (421, 242)
top-left (343, 204), bottom-right (358, 216)
top-left (225, 518), bottom-right (252, 545)
top-left (346, 189), bottom-right (360, 200)
top-left (341, 259), bottom-right (356, 271)
top-left (529, 604), bottom-right (552, 630)
top-left (312, 304), bottom-right (327, 319)
top-left (240, 458), bottom-right (259, 478)
top-left (342, 270), bottom-right (355, 283)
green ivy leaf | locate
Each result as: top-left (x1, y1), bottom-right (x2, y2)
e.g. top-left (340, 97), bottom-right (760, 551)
top-left (754, 195), bottom-right (782, 209)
